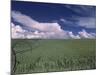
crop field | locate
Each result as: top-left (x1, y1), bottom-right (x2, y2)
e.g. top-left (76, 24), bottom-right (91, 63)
top-left (11, 39), bottom-right (96, 74)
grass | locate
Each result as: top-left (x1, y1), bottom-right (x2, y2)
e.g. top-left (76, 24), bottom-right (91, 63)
top-left (11, 39), bottom-right (96, 74)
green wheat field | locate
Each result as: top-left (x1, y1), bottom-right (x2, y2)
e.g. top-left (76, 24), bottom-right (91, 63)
top-left (11, 39), bottom-right (96, 74)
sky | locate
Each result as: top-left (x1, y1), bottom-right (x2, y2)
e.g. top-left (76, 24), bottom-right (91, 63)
top-left (11, 1), bottom-right (96, 39)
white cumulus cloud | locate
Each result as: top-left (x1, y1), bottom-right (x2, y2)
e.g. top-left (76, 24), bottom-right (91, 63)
top-left (12, 11), bottom-right (63, 32)
top-left (78, 29), bottom-right (96, 39)
top-left (11, 11), bottom-right (95, 39)
top-left (67, 31), bottom-right (81, 39)
top-left (11, 22), bottom-right (26, 38)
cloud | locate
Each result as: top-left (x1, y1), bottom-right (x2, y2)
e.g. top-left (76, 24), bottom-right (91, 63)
top-left (78, 29), bottom-right (96, 39)
top-left (12, 11), bottom-right (63, 32)
top-left (11, 11), bottom-right (95, 39)
top-left (12, 11), bottom-right (38, 28)
top-left (60, 17), bottom-right (96, 28)
top-left (67, 31), bottom-right (81, 39)
top-left (11, 22), bottom-right (95, 39)
top-left (77, 17), bottom-right (96, 28)
top-left (11, 22), bottom-right (26, 38)
top-left (11, 22), bottom-right (67, 39)
top-left (11, 11), bottom-right (67, 39)
top-left (64, 5), bottom-right (95, 17)
top-left (63, 5), bottom-right (96, 28)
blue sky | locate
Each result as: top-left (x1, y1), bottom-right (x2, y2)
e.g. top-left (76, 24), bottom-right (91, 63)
top-left (11, 1), bottom-right (96, 39)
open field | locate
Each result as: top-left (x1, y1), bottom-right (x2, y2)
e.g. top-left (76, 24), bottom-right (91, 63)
top-left (11, 39), bottom-right (96, 74)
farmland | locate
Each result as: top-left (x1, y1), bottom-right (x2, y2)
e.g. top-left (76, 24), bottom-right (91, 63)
top-left (11, 39), bottom-right (96, 74)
